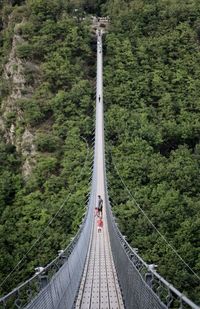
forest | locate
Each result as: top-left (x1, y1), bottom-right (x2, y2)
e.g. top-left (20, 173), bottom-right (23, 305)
top-left (0, 0), bottom-right (200, 305)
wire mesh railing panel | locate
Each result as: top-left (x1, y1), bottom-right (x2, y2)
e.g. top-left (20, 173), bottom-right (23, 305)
top-left (26, 288), bottom-right (54, 309)
top-left (0, 190), bottom-right (95, 309)
top-left (105, 197), bottom-right (166, 309)
top-left (24, 196), bottom-right (95, 309)
top-left (105, 189), bottom-right (200, 309)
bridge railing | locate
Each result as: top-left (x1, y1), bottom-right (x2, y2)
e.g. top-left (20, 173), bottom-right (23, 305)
top-left (104, 188), bottom-right (199, 309)
top-left (0, 127), bottom-right (98, 309)
top-left (0, 33), bottom-right (100, 309)
top-left (0, 187), bottom-right (95, 309)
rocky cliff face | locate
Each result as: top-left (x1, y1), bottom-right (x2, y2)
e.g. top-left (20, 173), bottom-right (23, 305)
top-left (0, 20), bottom-right (37, 178)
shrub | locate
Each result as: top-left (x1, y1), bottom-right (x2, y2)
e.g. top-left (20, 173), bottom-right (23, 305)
top-left (35, 133), bottom-right (60, 152)
top-left (16, 42), bottom-right (33, 59)
top-left (18, 98), bottom-right (44, 125)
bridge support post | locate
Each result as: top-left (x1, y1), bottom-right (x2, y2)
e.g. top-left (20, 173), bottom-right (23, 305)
top-left (39, 275), bottom-right (48, 289)
top-left (145, 272), bottom-right (153, 288)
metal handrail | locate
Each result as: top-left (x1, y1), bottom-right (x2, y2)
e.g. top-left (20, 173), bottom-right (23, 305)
top-left (0, 138), bottom-right (94, 308)
top-left (0, 202), bottom-right (89, 308)
top-left (105, 189), bottom-right (200, 309)
top-left (1, 24), bottom-right (199, 309)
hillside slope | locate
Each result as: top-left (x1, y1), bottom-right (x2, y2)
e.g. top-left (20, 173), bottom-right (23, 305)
top-left (0, 0), bottom-right (200, 304)
top-left (0, 0), bottom-right (95, 295)
top-left (103, 0), bottom-right (200, 303)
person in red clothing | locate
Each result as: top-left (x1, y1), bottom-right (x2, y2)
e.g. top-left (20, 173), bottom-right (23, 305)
top-left (97, 217), bottom-right (103, 233)
top-left (94, 206), bottom-right (98, 217)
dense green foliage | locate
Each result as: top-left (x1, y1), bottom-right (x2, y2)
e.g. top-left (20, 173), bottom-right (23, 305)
top-left (0, 0), bottom-right (200, 305)
top-left (0, 0), bottom-right (94, 294)
top-left (103, 0), bottom-right (200, 303)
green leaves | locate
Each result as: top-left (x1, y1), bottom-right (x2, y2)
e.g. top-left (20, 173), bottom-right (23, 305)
top-left (35, 133), bottom-right (60, 152)
top-left (27, 0), bottom-right (62, 22)
top-left (0, 0), bottom-right (93, 296)
top-left (16, 42), bottom-right (33, 59)
top-left (104, 0), bottom-right (200, 303)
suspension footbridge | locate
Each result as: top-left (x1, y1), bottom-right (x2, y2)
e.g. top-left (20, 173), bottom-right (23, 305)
top-left (75, 30), bottom-right (124, 309)
top-left (0, 26), bottom-right (199, 309)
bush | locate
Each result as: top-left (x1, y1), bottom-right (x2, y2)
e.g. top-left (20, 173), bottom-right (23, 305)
top-left (18, 98), bottom-right (44, 125)
top-left (0, 79), bottom-right (10, 98)
top-left (5, 111), bottom-right (16, 128)
top-left (16, 42), bottom-right (33, 59)
top-left (34, 156), bottom-right (58, 181)
top-left (35, 133), bottom-right (60, 152)
top-left (14, 21), bottom-right (33, 37)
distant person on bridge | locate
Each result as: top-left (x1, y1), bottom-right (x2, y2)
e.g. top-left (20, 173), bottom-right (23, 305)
top-left (97, 195), bottom-right (103, 217)
top-left (98, 95), bottom-right (101, 102)
top-left (97, 217), bottom-right (103, 233)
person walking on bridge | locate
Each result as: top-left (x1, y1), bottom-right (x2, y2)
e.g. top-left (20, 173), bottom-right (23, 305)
top-left (97, 195), bottom-right (103, 217)
top-left (97, 217), bottom-right (103, 233)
